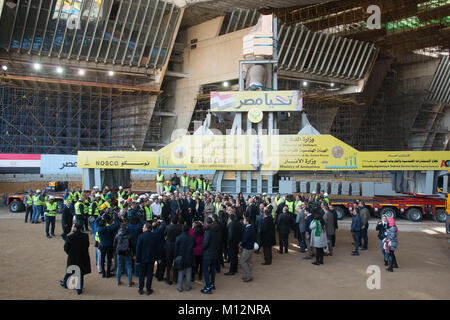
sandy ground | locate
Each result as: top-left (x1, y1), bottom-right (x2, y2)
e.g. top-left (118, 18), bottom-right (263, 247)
top-left (0, 208), bottom-right (448, 300)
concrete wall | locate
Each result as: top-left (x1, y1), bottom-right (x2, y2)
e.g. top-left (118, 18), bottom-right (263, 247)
top-left (165, 17), bottom-right (252, 142)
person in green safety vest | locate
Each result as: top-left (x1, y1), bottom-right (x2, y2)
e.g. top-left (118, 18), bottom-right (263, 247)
top-left (323, 193), bottom-right (330, 206)
top-left (24, 189), bottom-right (34, 223)
top-left (117, 186), bottom-right (127, 203)
top-left (196, 175), bottom-right (206, 192)
top-left (89, 194), bottom-right (101, 233)
top-left (83, 195), bottom-right (91, 232)
top-left (275, 193), bottom-right (284, 207)
top-left (181, 171), bottom-right (189, 193)
top-left (295, 194), bottom-right (303, 212)
top-left (164, 181), bottom-right (171, 194)
top-left (32, 189), bottom-right (45, 224)
top-left (144, 199), bottom-right (153, 222)
top-left (213, 196), bottom-right (222, 216)
top-left (285, 196), bottom-right (294, 214)
top-left (44, 196), bottom-right (58, 238)
top-left (74, 197), bottom-right (86, 231)
top-left (190, 176), bottom-right (197, 192)
top-left (76, 189), bottom-right (83, 202)
top-left (205, 179), bottom-right (211, 192)
top-left (156, 169), bottom-right (164, 195)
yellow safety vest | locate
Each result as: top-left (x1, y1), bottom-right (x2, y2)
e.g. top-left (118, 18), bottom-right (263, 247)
top-left (157, 174), bottom-right (164, 186)
top-left (25, 195), bottom-right (33, 206)
top-left (89, 201), bottom-right (100, 216)
top-left (214, 202), bottom-right (221, 215)
top-left (75, 201), bottom-right (84, 215)
top-left (181, 176), bottom-right (189, 187)
top-left (285, 200), bottom-right (294, 213)
top-left (145, 206), bottom-right (153, 221)
top-left (45, 202), bottom-right (58, 217)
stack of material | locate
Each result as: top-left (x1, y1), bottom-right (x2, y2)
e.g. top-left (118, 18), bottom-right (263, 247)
top-left (243, 14), bottom-right (273, 57)
top-left (299, 181), bottom-right (310, 193)
top-left (331, 182), bottom-right (341, 195)
top-left (341, 182), bottom-right (351, 196)
top-left (351, 182), bottom-right (361, 196)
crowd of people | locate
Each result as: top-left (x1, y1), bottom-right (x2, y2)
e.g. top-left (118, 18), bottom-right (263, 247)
top-left (23, 173), bottom-right (401, 296)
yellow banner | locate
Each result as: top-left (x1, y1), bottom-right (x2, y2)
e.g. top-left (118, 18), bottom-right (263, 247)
top-left (78, 135), bottom-right (450, 171)
top-left (210, 91), bottom-right (303, 112)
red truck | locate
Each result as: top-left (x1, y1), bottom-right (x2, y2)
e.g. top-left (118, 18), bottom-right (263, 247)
top-left (7, 192), bottom-right (66, 213)
top-left (331, 193), bottom-right (447, 223)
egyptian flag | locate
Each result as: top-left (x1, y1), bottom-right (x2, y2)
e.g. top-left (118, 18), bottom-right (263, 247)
top-left (0, 154), bottom-right (41, 174)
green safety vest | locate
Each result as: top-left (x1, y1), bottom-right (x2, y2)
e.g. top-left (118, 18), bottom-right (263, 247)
top-left (118, 202), bottom-right (124, 210)
top-left (89, 201), bottom-right (100, 216)
top-left (45, 202), bottom-right (58, 217)
top-left (181, 176), bottom-right (189, 187)
top-left (75, 201), bottom-right (84, 215)
top-left (324, 197), bottom-right (330, 205)
top-left (83, 200), bottom-right (90, 214)
top-left (33, 195), bottom-right (44, 206)
top-left (275, 197), bottom-right (283, 206)
top-left (25, 195), bottom-right (33, 206)
top-left (145, 206), bottom-right (153, 221)
top-left (271, 205), bottom-right (276, 219)
top-left (285, 200), bottom-right (294, 213)
top-left (76, 191), bottom-right (82, 200)
top-left (164, 186), bottom-right (170, 193)
top-left (157, 174), bottom-right (164, 186)
top-left (118, 190), bottom-right (126, 200)
top-left (206, 183), bottom-right (211, 191)
top-left (104, 201), bottom-right (111, 209)
top-left (190, 180), bottom-right (197, 190)
top-left (196, 179), bottom-right (205, 191)
top-left (128, 193), bottom-right (136, 200)
top-left (214, 202), bottom-right (221, 215)
top-left (95, 231), bottom-right (100, 243)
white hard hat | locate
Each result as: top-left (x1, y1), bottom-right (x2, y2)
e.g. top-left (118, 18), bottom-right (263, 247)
top-left (312, 191), bottom-right (316, 194)
top-left (158, 196), bottom-right (163, 200)
top-left (119, 186), bottom-right (123, 190)
top-left (36, 189), bottom-right (41, 193)
top-left (165, 193), bottom-right (170, 196)
top-left (324, 193), bottom-right (328, 197)
top-left (95, 193), bottom-right (101, 198)
top-left (93, 186), bottom-right (99, 189)
top-left (48, 196), bottom-right (54, 200)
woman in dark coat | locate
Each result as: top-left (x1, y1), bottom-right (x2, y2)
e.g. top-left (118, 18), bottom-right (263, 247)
top-left (260, 208), bottom-right (276, 265)
top-left (61, 223), bottom-right (91, 294)
top-left (193, 198), bottom-right (205, 223)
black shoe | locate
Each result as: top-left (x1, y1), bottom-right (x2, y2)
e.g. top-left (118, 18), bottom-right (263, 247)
top-left (303, 256), bottom-right (312, 260)
top-left (312, 262), bottom-right (320, 266)
top-left (393, 264), bottom-right (399, 269)
top-left (165, 280), bottom-right (173, 285)
top-left (46, 235), bottom-right (52, 238)
top-left (201, 287), bottom-right (212, 294)
top-left (51, 233), bottom-right (55, 237)
top-left (384, 260), bottom-right (388, 266)
top-left (299, 249), bottom-right (306, 253)
top-left (102, 273), bottom-right (106, 278)
top-left (386, 267), bottom-right (393, 272)
top-left (76, 290), bottom-right (82, 295)
top-left (146, 289), bottom-right (154, 295)
top-left (351, 251), bottom-right (359, 256)
top-left (59, 280), bottom-right (66, 288)
top-left (224, 272), bottom-right (235, 276)
top-left (209, 284), bottom-right (216, 290)
top-left (278, 250), bottom-right (283, 254)
top-left (361, 248), bottom-right (367, 251)
top-left (138, 290), bottom-right (144, 295)
top-left (261, 262), bottom-right (270, 265)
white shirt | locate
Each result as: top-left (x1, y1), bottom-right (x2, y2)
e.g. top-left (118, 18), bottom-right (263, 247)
top-left (151, 202), bottom-right (162, 217)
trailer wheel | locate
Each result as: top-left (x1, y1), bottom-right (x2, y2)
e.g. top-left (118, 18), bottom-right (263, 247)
top-left (335, 206), bottom-right (346, 220)
top-left (9, 201), bottom-right (24, 213)
top-left (434, 208), bottom-right (447, 223)
top-left (379, 207), bottom-right (396, 219)
top-left (406, 208), bottom-right (422, 222)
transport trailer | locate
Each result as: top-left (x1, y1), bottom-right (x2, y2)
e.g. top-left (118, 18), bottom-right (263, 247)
top-left (7, 192), bottom-right (65, 213)
top-left (330, 194), bottom-right (447, 223)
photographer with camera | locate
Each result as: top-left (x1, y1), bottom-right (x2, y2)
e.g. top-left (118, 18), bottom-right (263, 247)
top-left (96, 209), bottom-right (119, 278)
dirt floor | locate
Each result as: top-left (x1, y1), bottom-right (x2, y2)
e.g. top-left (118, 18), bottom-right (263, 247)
top-left (0, 208), bottom-right (448, 300)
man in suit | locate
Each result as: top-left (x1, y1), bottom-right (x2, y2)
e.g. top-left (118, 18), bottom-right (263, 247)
top-left (201, 217), bottom-right (221, 294)
top-left (296, 204), bottom-right (307, 253)
top-left (224, 211), bottom-right (243, 276)
top-left (276, 206), bottom-right (291, 254)
top-left (164, 216), bottom-right (183, 285)
top-left (304, 207), bottom-right (315, 259)
top-left (136, 222), bottom-right (161, 295)
top-left (60, 223), bottom-right (91, 295)
top-left (260, 208), bottom-right (276, 265)
top-left (246, 198), bottom-right (258, 226)
top-left (240, 215), bottom-right (255, 282)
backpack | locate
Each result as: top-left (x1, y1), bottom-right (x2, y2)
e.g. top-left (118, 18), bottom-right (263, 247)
top-left (116, 235), bottom-right (130, 256)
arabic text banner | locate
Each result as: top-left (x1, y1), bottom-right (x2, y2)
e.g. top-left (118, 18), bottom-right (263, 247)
top-left (41, 154), bottom-right (81, 175)
top-left (78, 135), bottom-right (450, 171)
top-left (210, 91), bottom-right (303, 112)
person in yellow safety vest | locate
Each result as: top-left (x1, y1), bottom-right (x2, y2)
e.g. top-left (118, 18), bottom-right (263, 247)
top-left (294, 194), bottom-right (303, 212)
top-left (205, 179), bottom-right (211, 192)
top-left (323, 193), bottom-right (330, 205)
top-left (104, 197), bottom-right (112, 209)
top-left (196, 175), bottom-right (206, 192)
top-left (74, 198), bottom-right (86, 231)
top-left (181, 172), bottom-right (189, 193)
top-left (144, 200), bottom-right (153, 222)
top-left (285, 197), bottom-right (294, 214)
top-left (164, 181), bottom-right (171, 193)
top-left (44, 196), bottom-right (58, 238)
top-left (32, 189), bottom-right (45, 224)
top-left (156, 170), bottom-right (164, 195)
top-left (118, 199), bottom-right (125, 210)
top-left (117, 186), bottom-right (126, 202)
top-left (76, 189), bottom-right (83, 202)
top-left (275, 193), bottom-right (284, 207)
top-left (213, 197), bottom-right (222, 215)
top-left (190, 176), bottom-right (197, 191)
top-left (89, 195), bottom-right (101, 232)
top-left (24, 189), bottom-right (34, 223)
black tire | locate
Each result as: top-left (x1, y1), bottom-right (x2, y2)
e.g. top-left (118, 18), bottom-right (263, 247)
top-left (379, 207), bottom-right (397, 219)
top-left (434, 208), bottom-right (447, 223)
top-left (335, 206), bottom-right (346, 220)
top-left (406, 207), bottom-right (423, 222)
top-left (9, 201), bottom-right (24, 213)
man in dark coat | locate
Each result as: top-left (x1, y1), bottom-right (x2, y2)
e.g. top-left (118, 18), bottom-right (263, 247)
top-left (61, 200), bottom-right (73, 241)
top-left (60, 223), bottom-right (91, 295)
top-left (164, 215), bottom-right (183, 285)
top-left (174, 224), bottom-right (196, 292)
top-left (260, 208), bottom-right (276, 265)
top-left (351, 206), bottom-right (362, 256)
top-left (224, 212), bottom-right (243, 275)
top-left (245, 198), bottom-right (258, 226)
top-left (201, 217), bottom-right (221, 294)
top-left (276, 206), bottom-right (291, 254)
top-left (153, 219), bottom-right (167, 281)
top-left (136, 222), bottom-right (161, 295)
top-left (329, 204), bottom-right (338, 247)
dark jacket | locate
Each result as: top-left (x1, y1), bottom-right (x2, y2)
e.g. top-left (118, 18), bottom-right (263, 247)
top-left (193, 201), bottom-right (205, 222)
top-left (202, 222), bottom-right (221, 260)
top-left (62, 206), bottom-right (73, 228)
top-left (152, 220), bottom-right (166, 259)
top-left (64, 231), bottom-right (91, 276)
top-left (161, 201), bottom-right (171, 224)
top-left (351, 213), bottom-right (362, 232)
top-left (174, 232), bottom-right (196, 268)
top-left (276, 212), bottom-right (291, 235)
top-left (136, 230), bottom-right (161, 264)
top-left (96, 216), bottom-right (119, 247)
top-left (227, 219), bottom-right (243, 247)
top-left (255, 214), bottom-right (264, 235)
top-left (260, 215), bottom-right (276, 247)
top-left (241, 224), bottom-right (256, 250)
top-left (331, 209), bottom-right (338, 230)
top-left (113, 226), bottom-right (134, 256)
top-left (165, 223), bottom-right (183, 251)
top-left (246, 204), bottom-right (258, 225)
top-left (376, 221), bottom-right (388, 240)
top-left (305, 214), bottom-right (314, 234)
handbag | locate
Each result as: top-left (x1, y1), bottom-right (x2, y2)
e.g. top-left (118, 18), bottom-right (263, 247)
top-left (174, 255), bottom-right (184, 270)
